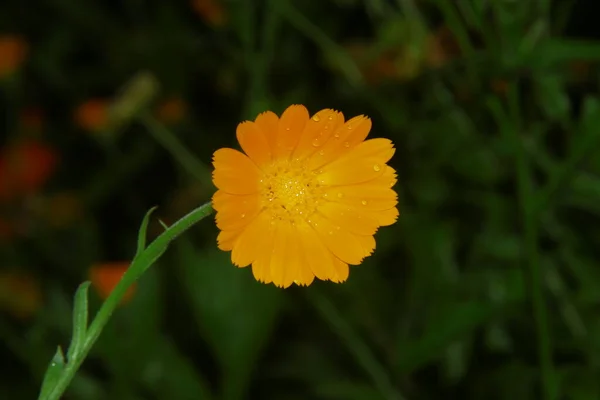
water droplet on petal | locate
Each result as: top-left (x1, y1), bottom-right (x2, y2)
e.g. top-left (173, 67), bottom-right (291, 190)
top-left (241, 213), bottom-right (246, 218)
top-left (286, 127), bottom-right (291, 131)
top-left (361, 200), bottom-right (368, 206)
top-left (333, 133), bottom-right (340, 138)
top-left (312, 115), bottom-right (320, 122)
top-left (347, 125), bottom-right (352, 130)
top-left (312, 138), bottom-right (321, 147)
top-left (373, 164), bottom-right (381, 172)
top-left (343, 142), bottom-right (350, 148)
top-left (328, 115), bottom-right (334, 121)
top-left (328, 230), bottom-right (334, 235)
top-left (337, 192), bottom-right (343, 198)
top-left (318, 150), bottom-right (325, 156)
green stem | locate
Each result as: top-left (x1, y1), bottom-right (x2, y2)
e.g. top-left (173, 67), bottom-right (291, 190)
top-left (491, 85), bottom-right (556, 400)
top-left (140, 114), bottom-right (213, 189)
top-left (307, 290), bottom-right (405, 400)
top-left (40, 202), bottom-right (214, 400)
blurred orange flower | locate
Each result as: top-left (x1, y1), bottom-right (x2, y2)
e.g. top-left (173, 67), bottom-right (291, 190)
top-left (191, 0), bottom-right (227, 27)
top-left (0, 139), bottom-right (59, 201)
top-left (212, 105), bottom-right (399, 287)
top-left (0, 270), bottom-right (42, 319)
top-left (0, 35), bottom-right (28, 78)
top-left (156, 97), bottom-right (188, 125)
top-left (89, 262), bottom-right (136, 304)
top-left (74, 99), bottom-right (109, 132)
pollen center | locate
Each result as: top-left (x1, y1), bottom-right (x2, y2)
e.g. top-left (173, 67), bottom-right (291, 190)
top-left (260, 161), bottom-right (321, 221)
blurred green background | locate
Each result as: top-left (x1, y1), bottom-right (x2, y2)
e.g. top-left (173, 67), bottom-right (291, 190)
top-left (2, 0), bottom-right (600, 399)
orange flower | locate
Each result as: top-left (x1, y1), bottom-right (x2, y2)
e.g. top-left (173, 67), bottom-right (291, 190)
top-left (89, 262), bottom-right (136, 304)
top-left (0, 271), bottom-right (42, 319)
top-left (191, 0), bottom-right (227, 26)
top-left (0, 35), bottom-right (28, 78)
top-left (0, 139), bottom-right (58, 200)
top-left (156, 97), bottom-right (188, 124)
top-left (212, 105), bottom-right (399, 287)
top-left (74, 99), bottom-right (109, 132)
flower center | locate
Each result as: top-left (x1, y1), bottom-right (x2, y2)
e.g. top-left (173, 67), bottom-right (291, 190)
top-left (260, 160), bottom-right (321, 222)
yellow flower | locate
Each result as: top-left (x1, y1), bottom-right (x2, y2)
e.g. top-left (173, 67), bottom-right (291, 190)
top-left (212, 105), bottom-right (398, 288)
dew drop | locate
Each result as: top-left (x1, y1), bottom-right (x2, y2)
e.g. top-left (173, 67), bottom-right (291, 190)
top-left (347, 124), bottom-right (352, 130)
top-left (328, 115), bottom-right (334, 121)
top-left (337, 192), bottom-right (343, 198)
top-left (312, 115), bottom-right (320, 122)
top-left (361, 200), bottom-right (368, 206)
top-left (241, 213), bottom-right (246, 218)
top-left (333, 132), bottom-right (340, 138)
top-left (343, 141), bottom-right (350, 148)
top-left (286, 127), bottom-right (291, 131)
top-left (373, 164), bottom-right (381, 172)
top-left (328, 230), bottom-right (334, 235)
top-left (312, 138), bottom-right (321, 147)
top-left (318, 150), bottom-right (325, 156)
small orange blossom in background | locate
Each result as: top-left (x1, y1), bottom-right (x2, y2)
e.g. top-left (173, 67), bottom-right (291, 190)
top-left (156, 97), bottom-right (188, 125)
top-left (0, 35), bottom-right (28, 78)
top-left (212, 104), bottom-right (398, 288)
top-left (191, 0), bottom-right (227, 27)
top-left (89, 262), bottom-right (136, 305)
top-left (0, 271), bottom-right (42, 319)
top-left (74, 99), bottom-right (109, 132)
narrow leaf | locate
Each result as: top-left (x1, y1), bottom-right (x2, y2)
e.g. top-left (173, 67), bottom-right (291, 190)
top-left (38, 346), bottom-right (66, 399)
top-left (67, 281), bottom-right (91, 361)
top-left (136, 206), bottom-right (158, 257)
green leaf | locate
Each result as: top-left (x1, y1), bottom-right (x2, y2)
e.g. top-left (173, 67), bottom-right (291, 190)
top-left (176, 241), bottom-right (282, 400)
top-left (67, 281), bottom-right (91, 361)
top-left (38, 346), bottom-right (66, 400)
top-left (395, 301), bottom-right (497, 373)
top-left (135, 206), bottom-right (158, 257)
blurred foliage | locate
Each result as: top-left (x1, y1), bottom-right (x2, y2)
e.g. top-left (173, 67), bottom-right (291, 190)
top-left (2, 0), bottom-right (600, 399)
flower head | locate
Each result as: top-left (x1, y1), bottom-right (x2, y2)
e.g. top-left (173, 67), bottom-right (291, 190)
top-left (212, 105), bottom-right (398, 288)
top-left (0, 35), bottom-right (28, 79)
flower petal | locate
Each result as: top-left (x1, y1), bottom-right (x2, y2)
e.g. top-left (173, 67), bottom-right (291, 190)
top-left (309, 213), bottom-right (365, 265)
top-left (236, 121), bottom-right (272, 167)
top-left (269, 221), bottom-right (300, 288)
top-left (308, 115), bottom-right (372, 170)
top-left (317, 202), bottom-right (379, 235)
top-left (292, 109), bottom-right (344, 160)
top-left (231, 212), bottom-right (271, 267)
top-left (331, 257), bottom-right (349, 283)
top-left (212, 148), bottom-right (261, 194)
top-left (296, 220), bottom-right (337, 281)
top-left (375, 207), bottom-right (399, 226)
top-left (323, 185), bottom-right (398, 211)
top-left (276, 104), bottom-right (309, 160)
top-left (217, 228), bottom-right (242, 251)
top-left (254, 111), bottom-right (279, 153)
top-left (213, 191), bottom-right (262, 231)
top-left (356, 234), bottom-right (376, 258)
top-left (251, 221), bottom-right (276, 284)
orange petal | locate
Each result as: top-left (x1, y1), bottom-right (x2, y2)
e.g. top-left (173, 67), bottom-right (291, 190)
top-left (324, 185), bottom-right (398, 211)
top-left (356, 234), bottom-right (376, 258)
top-left (296, 220), bottom-right (338, 281)
top-left (269, 220), bottom-right (300, 288)
top-left (375, 207), bottom-right (399, 226)
top-left (251, 219), bottom-right (277, 284)
top-left (317, 202), bottom-right (379, 235)
top-left (309, 213), bottom-right (365, 265)
top-left (213, 191), bottom-right (261, 231)
top-left (331, 257), bottom-right (350, 283)
top-left (217, 228), bottom-right (243, 251)
top-left (308, 115), bottom-right (372, 170)
top-left (212, 148), bottom-right (261, 194)
top-left (231, 211), bottom-right (271, 267)
top-left (236, 121), bottom-right (272, 167)
top-left (254, 111), bottom-right (279, 154)
top-left (292, 109), bottom-right (344, 160)
top-left (275, 104), bottom-right (309, 160)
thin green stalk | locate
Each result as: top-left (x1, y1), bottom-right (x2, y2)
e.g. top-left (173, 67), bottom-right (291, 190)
top-left (489, 85), bottom-right (556, 400)
top-left (140, 114), bottom-right (213, 189)
top-left (39, 202), bottom-right (214, 400)
top-left (307, 290), bottom-right (405, 400)
top-left (281, 1), bottom-right (363, 88)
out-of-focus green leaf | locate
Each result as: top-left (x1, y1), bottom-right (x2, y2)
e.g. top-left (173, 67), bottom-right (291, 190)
top-left (176, 241), bottom-right (283, 400)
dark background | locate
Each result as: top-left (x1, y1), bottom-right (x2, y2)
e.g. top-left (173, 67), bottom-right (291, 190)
top-left (2, 0), bottom-right (600, 399)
